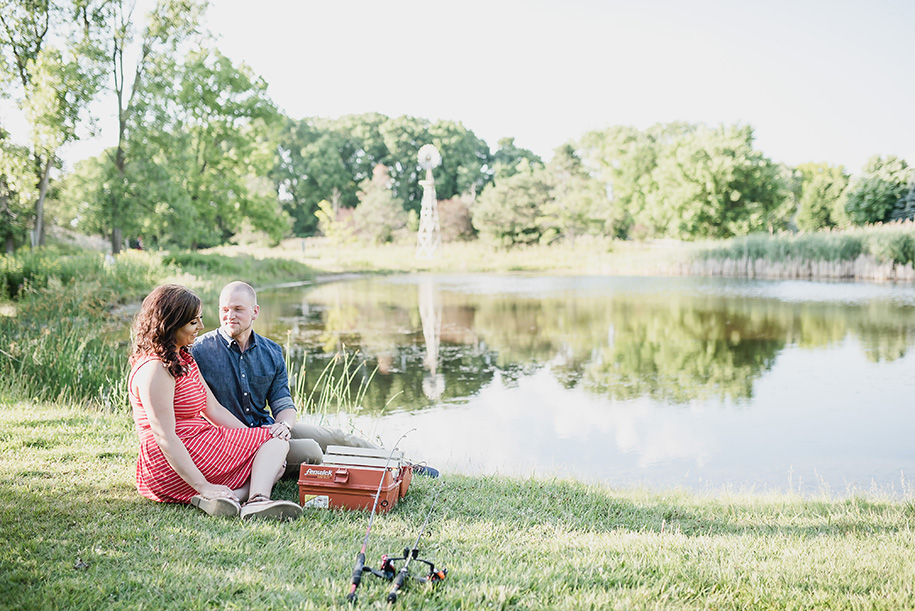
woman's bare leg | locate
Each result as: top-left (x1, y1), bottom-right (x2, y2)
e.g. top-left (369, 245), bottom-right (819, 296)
top-left (248, 438), bottom-right (289, 500)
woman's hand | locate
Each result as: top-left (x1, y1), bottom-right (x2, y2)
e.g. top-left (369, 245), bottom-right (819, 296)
top-left (197, 483), bottom-right (239, 503)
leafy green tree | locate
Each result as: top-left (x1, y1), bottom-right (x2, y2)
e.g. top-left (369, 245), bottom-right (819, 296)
top-left (100, 0), bottom-right (208, 252)
top-left (795, 163), bottom-right (849, 231)
top-left (578, 122), bottom-right (790, 240)
top-left (0, 131), bottom-right (32, 252)
top-left (0, 0), bottom-right (107, 248)
top-left (378, 114), bottom-right (428, 212)
top-left (844, 155), bottom-right (912, 226)
top-left (352, 164), bottom-right (407, 244)
top-left (330, 113), bottom-right (390, 187)
top-left (578, 124), bottom-right (678, 238)
top-left (427, 120), bottom-right (492, 200)
top-left (641, 124), bottom-right (788, 239)
top-left (274, 113), bottom-right (494, 235)
top-left (542, 143), bottom-right (613, 242)
top-left (273, 118), bottom-right (353, 235)
top-left (889, 182), bottom-right (915, 222)
top-left (135, 47), bottom-right (288, 248)
top-left (491, 137), bottom-right (543, 180)
top-left (471, 161), bottom-right (551, 247)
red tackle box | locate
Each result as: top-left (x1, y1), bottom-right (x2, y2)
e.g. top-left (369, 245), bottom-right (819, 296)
top-left (297, 446), bottom-right (413, 512)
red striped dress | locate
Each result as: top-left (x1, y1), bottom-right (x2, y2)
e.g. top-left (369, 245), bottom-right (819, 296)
top-left (128, 350), bottom-right (273, 503)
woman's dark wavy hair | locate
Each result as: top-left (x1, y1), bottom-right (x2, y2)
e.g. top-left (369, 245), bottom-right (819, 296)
top-left (130, 284), bottom-right (201, 378)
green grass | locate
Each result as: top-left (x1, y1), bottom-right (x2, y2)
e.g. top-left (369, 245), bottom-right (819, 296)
top-left (0, 248), bottom-right (317, 409)
top-left (163, 251), bottom-right (315, 288)
top-left (210, 236), bottom-right (693, 277)
top-left (3, 241), bottom-right (915, 608)
top-left (1, 399), bottom-right (914, 610)
top-left (695, 222), bottom-right (915, 267)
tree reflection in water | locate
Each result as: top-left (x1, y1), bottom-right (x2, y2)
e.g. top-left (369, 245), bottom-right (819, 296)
top-left (257, 275), bottom-right (915, 413)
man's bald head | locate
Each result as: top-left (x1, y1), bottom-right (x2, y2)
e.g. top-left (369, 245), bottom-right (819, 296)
top-left (220, 281), bottom-right (257, 307)
top-left (219, 281), bottom-right (259, 345)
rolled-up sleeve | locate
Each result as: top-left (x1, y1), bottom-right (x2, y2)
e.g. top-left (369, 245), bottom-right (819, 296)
top-left (265, 344), bottom-right (296, 416)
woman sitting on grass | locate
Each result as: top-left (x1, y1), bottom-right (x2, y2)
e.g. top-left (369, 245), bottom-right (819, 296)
top-left (128, 284), bottom-right (301, 521)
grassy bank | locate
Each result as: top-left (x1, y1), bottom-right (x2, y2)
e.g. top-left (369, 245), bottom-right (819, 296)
top-left (1, 399), bottom-right (914, 610)
top-left (206, 223), bottom-right (915, 283)
top-left (204, 236), bottom-right (694, 277)
top-left (690, 223), bottom-right (915, 281)
top-left (0, 248), bottom-right (314, 407)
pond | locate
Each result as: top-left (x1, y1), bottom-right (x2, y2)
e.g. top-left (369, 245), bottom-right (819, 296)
top-left (247, 274), bottom-right (915, 497)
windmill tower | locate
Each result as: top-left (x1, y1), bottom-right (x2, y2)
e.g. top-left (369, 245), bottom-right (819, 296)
top-left (415, 144), bottom-right (442, 258)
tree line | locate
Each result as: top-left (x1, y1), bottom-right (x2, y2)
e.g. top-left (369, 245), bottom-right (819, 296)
top-left (1, 0), bottom-right (913, 255)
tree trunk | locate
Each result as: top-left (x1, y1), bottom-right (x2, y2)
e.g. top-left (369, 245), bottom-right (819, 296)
top-left (111, 227), bottom-right (123, 255)
top-left (33, 156), bottom-right (53, 248)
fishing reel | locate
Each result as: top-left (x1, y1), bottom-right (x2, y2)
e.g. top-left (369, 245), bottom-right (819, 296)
top-left (379, 548), bottom-right (449, 585)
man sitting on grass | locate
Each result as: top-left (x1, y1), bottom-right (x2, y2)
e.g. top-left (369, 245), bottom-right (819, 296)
top-left (191, 281), bottom-right (438, 478)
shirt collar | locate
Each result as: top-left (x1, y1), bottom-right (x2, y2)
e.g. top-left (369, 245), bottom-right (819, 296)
top-left (217, 326), bottom-right (258, 351)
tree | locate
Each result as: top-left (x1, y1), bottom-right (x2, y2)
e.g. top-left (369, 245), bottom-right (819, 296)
top-left (471, 161), bottom-right (551, 247)
top-left (889, 182), bottom-right (915, 222)
top-left (578, 124), bottom-right (678, 238)
top-left (542, 143), bottom-right (613, 243)
top-left (844, 155), bottom-right (912, 226)
top-left (427, 120), bottom-right (492, 201)
top-left (135, 47), bottom-right (288, 248)
top-left (352, 164), bottom-right (406, 244)
top-left (437, 197), bottom-right (475, 242)
top-left (0, 0), bottom-right (107, 248)
top-left (0, 131), bottom-right (32, 252)
top-left (273, 118), bottom-right (354, 236)
top-left (102, 0), bottom-right (207, 252)
top-left (273, 113), bottom-right (496, 236)
top-left (795, 163), bottom-right (849, 231)
top-left (641, 124), bottom-right (788, 239)
top-left (491, 137), bottom-right (543, 180)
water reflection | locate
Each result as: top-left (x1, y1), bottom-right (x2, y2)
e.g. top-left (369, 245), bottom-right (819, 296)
top-left (253, 275), bottom-right (915, 495)
top-left (419, 278), bottom-right (444, 401)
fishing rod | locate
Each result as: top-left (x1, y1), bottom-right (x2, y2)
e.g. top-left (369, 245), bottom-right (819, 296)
top-left (345, 428), bottom-right (415, 604)
top-left (384, 484), bottom-right (447, 604)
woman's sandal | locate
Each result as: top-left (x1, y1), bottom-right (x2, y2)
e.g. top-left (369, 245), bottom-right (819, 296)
top-left (190, 494), bottom-right (241, 518)
top-left (240, 493), bottom-right (303, 521)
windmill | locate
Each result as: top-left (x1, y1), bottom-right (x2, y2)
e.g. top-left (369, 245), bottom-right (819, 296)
top-left (416, 144), bottom-right (442, 258)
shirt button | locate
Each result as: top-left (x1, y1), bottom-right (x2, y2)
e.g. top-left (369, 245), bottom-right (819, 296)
top-left (242, 374), bottom-right (245, 377)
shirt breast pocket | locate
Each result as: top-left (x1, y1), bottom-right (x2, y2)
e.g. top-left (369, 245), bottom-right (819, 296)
top-left (249, 374), bottom-right (272, 393)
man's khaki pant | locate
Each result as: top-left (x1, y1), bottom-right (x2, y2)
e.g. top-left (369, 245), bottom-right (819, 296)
top-left (284, 422), bottom-right (380, 476)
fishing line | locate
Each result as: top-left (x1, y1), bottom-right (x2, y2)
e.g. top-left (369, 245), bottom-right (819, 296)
top-left (345, 428), bottom-right (415, 603)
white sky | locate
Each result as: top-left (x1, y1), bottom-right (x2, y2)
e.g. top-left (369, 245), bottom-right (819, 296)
top-left (6, 0), bottom-right (915, 174)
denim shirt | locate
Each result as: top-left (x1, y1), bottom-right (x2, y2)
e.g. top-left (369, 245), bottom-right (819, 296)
top-left (190, 327), bottom-right (295, 427)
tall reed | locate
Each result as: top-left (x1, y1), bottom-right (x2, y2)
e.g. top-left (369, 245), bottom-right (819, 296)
top-left (0, 279), bottom-right (129, 408)
top-left (0, 250), bottom-right (166, 408)
top-left (283, 336), bottom-right (388, 424)
top-left (695, 221), bottom-right (915, 266)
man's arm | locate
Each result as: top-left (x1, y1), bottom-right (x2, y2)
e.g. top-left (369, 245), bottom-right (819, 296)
top-left (265, 347), bottom-right (297, 438)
